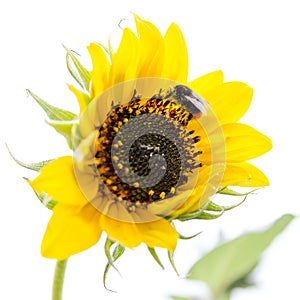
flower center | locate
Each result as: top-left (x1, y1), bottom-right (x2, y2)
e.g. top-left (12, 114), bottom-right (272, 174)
top-left (94, 89), bottom-right (202, 207)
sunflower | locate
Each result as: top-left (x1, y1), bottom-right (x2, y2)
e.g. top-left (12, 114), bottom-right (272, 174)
top-left (27, 15), bottom-right (271, 263)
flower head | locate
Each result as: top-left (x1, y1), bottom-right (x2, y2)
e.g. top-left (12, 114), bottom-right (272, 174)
top-left (26, 15), bottom-right (271, 264)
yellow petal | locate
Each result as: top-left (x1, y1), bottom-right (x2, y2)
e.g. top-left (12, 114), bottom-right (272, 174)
top-left (99, 203), bottom-right (143, 248)
top-left (221, 162), bottom-right (270, 187)
top-left (68, 84), bottom-right (90, 114)
top-left (133, 209), bottom-right (178, 250)
top-left (41, 204), bottom-right (102, 259)
top-left (87, 43), bottom-right (110, 98)
top-left (28, 156), bottom-right (88, 206)
top-left (100, 203), bottom-right (178, 250)
top-left (108, 28), bottom-right (139, 87)
top-left (222, 123), bottom-right (272, 162)
top-left (204, 81), bottom-right (253, 123)
top-left (161, 23), bottom-right (188, 82)
top-left (134, 14), bottom-right (164, 77)
top-left (189, 70), bottom-right (224, 96)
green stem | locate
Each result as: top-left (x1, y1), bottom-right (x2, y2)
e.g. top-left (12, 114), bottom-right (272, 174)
top-left (52, 260), bottom-right (68, 300)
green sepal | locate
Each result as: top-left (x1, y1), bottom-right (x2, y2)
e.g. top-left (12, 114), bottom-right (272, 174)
top-left (95, 40), bottom-right (113, 62)
top-left (195, 211), bottom-right (224, 220)
top-left (6, 144), bottom-right (52, 172)
top-left (17, 158), bottom-right (52, 172)
top-left (103, 238), bottom-right (125, 291)
top-left (178, 231), bottom-right (202, 240)
top-left (168, 250), bottom-right (180, 276)
top-left (23, 177), bottom-right (57, 209)
top-left (206, 198), bottom-right (247, 213)
top-left (27, 90), bottom-right (77, 149)
top-left (33, 190), bottom-right (57, 210)
top-left (27, 89), bottom-right (77, 121)
top-left (176, 193), bottom-right (252, 222)
top-left (107, 37), bottom-right (114, 60)
top-left (46, 119), bottom-right (77, 150)
top-left (205, 202), bottom-right (224, 212)
top-left (104, 238), bottom-right (117, 270)
top-left (176, 209), bottom-right (224, 222)
top-left (170, 221), bottom-right (202, 240)
top-left (64, 46), bottom-right (91, 91)
top-left (148, 247), bottom-right (164, 270)
top-left (174, 210), bottom-right (199, 222)
top-left (217, 187), bottom-right (259, 196)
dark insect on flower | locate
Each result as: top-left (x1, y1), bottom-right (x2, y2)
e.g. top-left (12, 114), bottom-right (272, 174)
top-left (168, 85), bottom-right (207, 118)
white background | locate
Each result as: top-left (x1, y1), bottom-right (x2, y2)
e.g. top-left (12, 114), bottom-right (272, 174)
top-left (1, 0), bottom-right (300, 299)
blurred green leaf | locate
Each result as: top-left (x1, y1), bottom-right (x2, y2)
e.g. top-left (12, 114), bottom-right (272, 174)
top-left (186, 214), bottom-right (294, 299)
